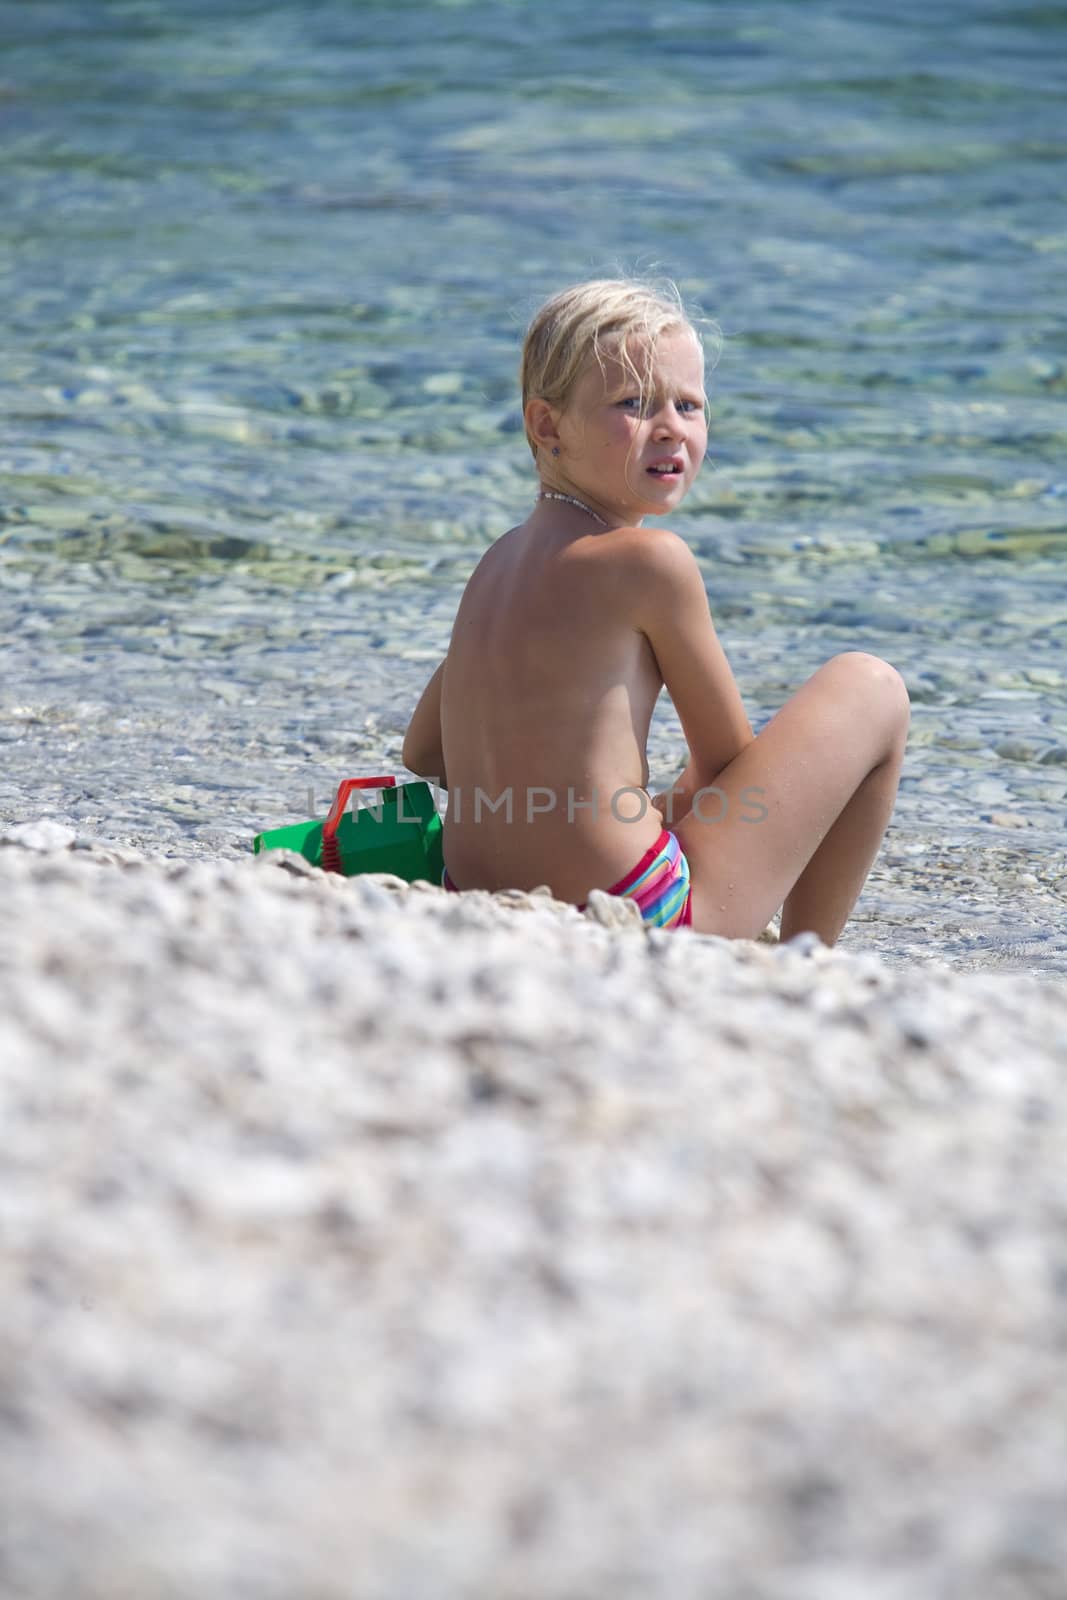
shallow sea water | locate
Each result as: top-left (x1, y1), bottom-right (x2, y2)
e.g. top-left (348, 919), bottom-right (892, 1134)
top-left (1, 0), bottom-right (1065, 973)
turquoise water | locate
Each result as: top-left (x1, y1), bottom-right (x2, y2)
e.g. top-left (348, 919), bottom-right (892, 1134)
top-left (2, 0), bottom-right (1066, 970)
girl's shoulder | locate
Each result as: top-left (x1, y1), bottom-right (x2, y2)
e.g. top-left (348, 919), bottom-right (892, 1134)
top-left (604, 523), bottom-right (691, 571)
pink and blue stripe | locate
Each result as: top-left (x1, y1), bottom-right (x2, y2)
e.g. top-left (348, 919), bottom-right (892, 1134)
top-left (601, 827), bottom-right (692, 928)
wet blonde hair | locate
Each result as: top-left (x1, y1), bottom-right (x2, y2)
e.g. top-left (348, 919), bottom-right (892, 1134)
top-left (520, 277), bottom-right (706, 461)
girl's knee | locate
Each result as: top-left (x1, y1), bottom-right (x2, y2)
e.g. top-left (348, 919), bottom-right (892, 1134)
top-left (816, 653), bottom-right (909, 757)
top-left (829, 651), bottom-right (910, 721)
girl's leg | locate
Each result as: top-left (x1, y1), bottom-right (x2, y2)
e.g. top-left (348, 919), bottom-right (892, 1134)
top-left (672, 652), bottom-right (910, 944)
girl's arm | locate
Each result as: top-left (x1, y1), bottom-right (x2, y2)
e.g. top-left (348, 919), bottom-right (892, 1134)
top-left (635, 531), bottom-right (753, 816)
top-left (401, 658), bottom-right (448, 788)
top-left (651, 754), bottom-right (709, 824)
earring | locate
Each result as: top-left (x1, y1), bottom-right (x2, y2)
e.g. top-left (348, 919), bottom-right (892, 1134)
top-left (551, 446), bottom-right (560, 457)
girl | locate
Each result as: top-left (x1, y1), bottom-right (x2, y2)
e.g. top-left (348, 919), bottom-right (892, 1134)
top-left (403, 278), bottom-right (908, 943)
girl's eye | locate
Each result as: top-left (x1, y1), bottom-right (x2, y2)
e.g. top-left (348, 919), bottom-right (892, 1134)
top-left (616, 397), bottom-right (641, 410)
top-left (678, 400), bottom-right (703, 414)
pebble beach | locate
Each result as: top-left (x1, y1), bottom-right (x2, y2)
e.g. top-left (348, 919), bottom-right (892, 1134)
top-left (2, 822), bottom-right (1067, 1597)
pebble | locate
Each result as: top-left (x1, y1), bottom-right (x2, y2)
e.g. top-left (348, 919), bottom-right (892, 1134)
top-left (987, 810), bottom-right (1030, 828)
top-left (0, 819), bottom-right (78, 852)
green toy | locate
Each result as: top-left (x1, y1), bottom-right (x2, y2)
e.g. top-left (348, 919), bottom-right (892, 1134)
top-left (253, 775), bottom-right (444, 884)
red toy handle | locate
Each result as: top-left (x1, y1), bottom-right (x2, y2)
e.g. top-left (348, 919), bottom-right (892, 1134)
top-left (321, 776), bottom-right (397, 874)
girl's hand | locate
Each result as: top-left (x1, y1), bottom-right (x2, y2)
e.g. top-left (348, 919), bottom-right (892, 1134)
top-left (652, 786), bottom-right (697, 826)
top-left (652, 790), bottom-right (681, 824)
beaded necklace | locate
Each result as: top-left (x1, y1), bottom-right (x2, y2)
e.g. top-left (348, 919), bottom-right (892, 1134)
top-left (537, 491), bottom-right (609, 529)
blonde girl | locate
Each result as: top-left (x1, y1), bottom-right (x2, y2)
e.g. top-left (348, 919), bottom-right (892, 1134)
top-left (403, 278), bottom-right (908, 941)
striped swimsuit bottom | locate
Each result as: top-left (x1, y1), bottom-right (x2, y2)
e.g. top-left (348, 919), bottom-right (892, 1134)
top-left (597, 826), bottom-right (693, 928)
top-left (441, 826), bottom-right (693, 930)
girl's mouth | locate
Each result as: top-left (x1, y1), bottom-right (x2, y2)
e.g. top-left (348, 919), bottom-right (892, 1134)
top-left (648, 461), bottom-right (683, 477)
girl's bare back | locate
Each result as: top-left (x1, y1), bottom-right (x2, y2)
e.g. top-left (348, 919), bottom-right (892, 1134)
top-left (440, 516), bottom-right (666, 902)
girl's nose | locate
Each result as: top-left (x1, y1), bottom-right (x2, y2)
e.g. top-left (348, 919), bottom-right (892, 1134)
top-left (652, 405), bottom-right (681, 437)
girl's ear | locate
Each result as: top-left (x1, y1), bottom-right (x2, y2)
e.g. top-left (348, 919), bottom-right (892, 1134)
top-left (524, 397), bottom-right (561, 454)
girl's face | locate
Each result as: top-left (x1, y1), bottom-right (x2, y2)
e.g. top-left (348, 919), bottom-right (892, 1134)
top-left (554, 326), bottom-right (708, 524)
